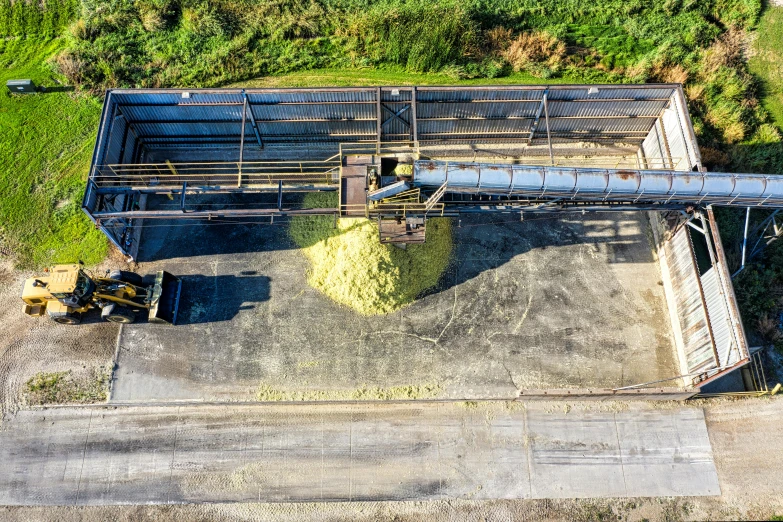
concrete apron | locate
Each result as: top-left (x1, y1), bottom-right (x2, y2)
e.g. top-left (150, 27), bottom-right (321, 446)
top-left (0, 402), bottom-right (719, 504)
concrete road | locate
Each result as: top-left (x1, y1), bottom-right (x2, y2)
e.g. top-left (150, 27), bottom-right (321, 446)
top-left (112, 211), bottom-right (678, 401)
top-left (0, 402), bottom-right (719, 505)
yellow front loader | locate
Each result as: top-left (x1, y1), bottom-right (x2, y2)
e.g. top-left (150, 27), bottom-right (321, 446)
top-left (20, 264), bottom-right (181, 325)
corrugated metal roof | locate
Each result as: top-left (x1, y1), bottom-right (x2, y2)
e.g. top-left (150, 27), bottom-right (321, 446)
top-left (700, 267), bottom-right (739, 367)
top-left (91, 85), bottom-right (701, 179)
top-left (665, 228), bottom-right (717, 373)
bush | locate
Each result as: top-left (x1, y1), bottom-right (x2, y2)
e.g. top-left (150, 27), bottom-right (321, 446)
top-left (341, 1), bottom-right (477, 72)
top-left (502, 31), bottom-right (565, 72)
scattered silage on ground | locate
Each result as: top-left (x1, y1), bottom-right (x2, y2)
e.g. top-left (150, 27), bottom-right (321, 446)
top-left (289, 192), bottom-right (452, 315)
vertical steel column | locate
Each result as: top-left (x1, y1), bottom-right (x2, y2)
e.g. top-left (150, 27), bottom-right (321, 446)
top-left (741, 206), bottom-right (750, 269)
top-left (543, 93), bottom-right (554, 166)
top-left (376, 86), bottom-right (382, 153)
top-left (411, 87), bottom-right (418, 144)
top-left (238, 95), bottom-right (247, 188)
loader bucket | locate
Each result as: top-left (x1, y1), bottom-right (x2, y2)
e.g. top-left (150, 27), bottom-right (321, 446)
top-left (148, 270), bottom-right (182, 324)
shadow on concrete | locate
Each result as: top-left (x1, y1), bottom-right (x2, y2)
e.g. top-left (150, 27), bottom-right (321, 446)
top-left (175, 273), bottom-right (271, 325)
top-left (136, 193), bottom-right (315, 261)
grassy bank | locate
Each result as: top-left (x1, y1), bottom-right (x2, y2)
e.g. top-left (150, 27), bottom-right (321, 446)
top-left (0, 38), bottom-right (106, 267)
top-left (749, 5), bottom-right (783, 130)
top-left (228, 67), bottom-right (611, 88)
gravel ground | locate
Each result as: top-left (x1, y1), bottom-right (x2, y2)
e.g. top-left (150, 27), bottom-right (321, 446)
top-left (0, 258), bottom-right (124, 419)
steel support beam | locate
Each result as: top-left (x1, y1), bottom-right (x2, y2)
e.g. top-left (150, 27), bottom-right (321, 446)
top-left (543, 94), bottom-right (554, 166)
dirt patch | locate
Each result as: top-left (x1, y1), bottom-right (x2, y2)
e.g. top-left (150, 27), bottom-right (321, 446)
top-left (24, 366), bottom-right (110, 405)
top-left (256, 383), bottom-right (442, 401)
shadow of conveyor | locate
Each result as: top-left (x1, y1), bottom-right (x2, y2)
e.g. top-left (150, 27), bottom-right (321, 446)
top-left (174, 271), bottom-right (271, 325)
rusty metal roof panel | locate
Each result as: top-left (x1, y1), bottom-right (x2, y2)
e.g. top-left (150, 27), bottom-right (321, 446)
top-left (607, 170), bottom-right (641, 193)
top-left (415, 161), bottom-right (447, 185)
top-left (671, 173), bottom-right (704, 193)
top-left (414, 88), bottom-right (543, 102)
top-left (246, 89), bottom-right (376, 104)
top-left (417, 102), bottom-right (540, 119)
top-left (446, 163), bottom-right (481, 187)
top-left (700, 267), bottom-right (739, 367)
top-left (637, 171), bottom-right (673, 194)
top-left (120, 104), bottom-right (244, 122)
top-left (548, 117), bottom-right (654, 134)
top-left (547, 99), bottom-right (668, 118)
top-left (664, 227), bottom-right (717, 373)
top-left (547, 86), bottom-right (677, 101)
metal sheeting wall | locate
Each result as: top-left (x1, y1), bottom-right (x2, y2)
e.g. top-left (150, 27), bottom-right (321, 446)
top-left (664, 227), bottom-right (716, 373)
top-left (641, 119), bottom-right (670, 169)
top-left (700, 267), bottom-right (742, 367)
top-left (662, 103), bottom-right (691, 171)
top-left (90, 85), bottom-right (691, 164)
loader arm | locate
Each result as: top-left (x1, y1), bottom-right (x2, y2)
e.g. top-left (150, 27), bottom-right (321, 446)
top-left (92, 293), bottom-right (150, 309)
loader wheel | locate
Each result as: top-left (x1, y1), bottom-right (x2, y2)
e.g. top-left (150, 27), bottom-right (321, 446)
top-left (103, 305), bottom-right (136, 324)
top-left (50, 312), bottom-right (81, 325)
top-left (108, 270), bottom-right (143, 287)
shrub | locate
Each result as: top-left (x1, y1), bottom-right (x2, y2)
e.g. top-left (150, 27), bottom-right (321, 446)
top-left (502, 31), bottom-right (565, 72)
top-left (341, 1), bottom-right (478, 72)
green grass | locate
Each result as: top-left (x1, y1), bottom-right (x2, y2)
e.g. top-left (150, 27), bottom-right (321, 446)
top-left (228, 66), bottom-right (614, 88)
top-left (748, 5), bottom-right (783, 130)
top-left (0, 38), bottom-right (107, 268)
top-left (25, 366), bottom-right (111, 405)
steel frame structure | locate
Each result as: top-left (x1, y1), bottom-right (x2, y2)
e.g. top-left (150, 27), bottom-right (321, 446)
top-left (79, 84), bottom-right (770, 391)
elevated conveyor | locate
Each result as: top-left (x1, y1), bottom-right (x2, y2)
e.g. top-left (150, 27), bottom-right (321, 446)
top-left (413, 161), bottom-right (783, 209)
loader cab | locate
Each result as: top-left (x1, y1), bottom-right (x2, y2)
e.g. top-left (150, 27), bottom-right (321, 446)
top-left (21, 264), bottom-right (96, 312)
top-left (46, 265), bottom-right (95, 309)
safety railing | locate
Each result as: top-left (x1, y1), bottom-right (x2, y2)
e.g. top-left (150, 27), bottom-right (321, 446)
top-left (92, 160), bottom-right (341, 189)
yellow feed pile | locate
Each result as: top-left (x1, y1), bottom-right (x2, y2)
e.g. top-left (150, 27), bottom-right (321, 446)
top-left (290, 192), bottom-right (452, 315)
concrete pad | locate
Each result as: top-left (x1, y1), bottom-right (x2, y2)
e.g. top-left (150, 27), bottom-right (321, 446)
top-left (0, 403), bottom-right (719, 505)
top-left (112, 211), bottom-right (679, 401)
top-left (527, 411), bottom-right (627, 498)
top-left (616, 409), bottom-right (720, 497)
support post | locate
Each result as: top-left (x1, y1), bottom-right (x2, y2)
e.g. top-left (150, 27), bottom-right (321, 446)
top-left (528, 89), bottom-right (547, 144)
top-left (238, 95), bottom-right (247, 188)
top-left (410, 87), bottom-right (418, 144)
top-left (277, 180), bottom-right (283, 211)
top-left (242, 91), bottom-right (263, 148)
top-left (180, 182), bottom-right (187, 213)
top-left (376, 86), bottom-right (382, 152)
top-left (543, 93), bottom-right (554, 166)
top-left (738, 206), bottom-right (750, 275)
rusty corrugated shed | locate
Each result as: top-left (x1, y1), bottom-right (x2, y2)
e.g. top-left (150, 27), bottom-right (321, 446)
top-left (664, 227), bottom-right (717, 373)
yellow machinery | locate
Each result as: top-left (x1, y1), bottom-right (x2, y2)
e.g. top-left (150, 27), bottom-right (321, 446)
top-left (20, 264), bottom-right (181, 325)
